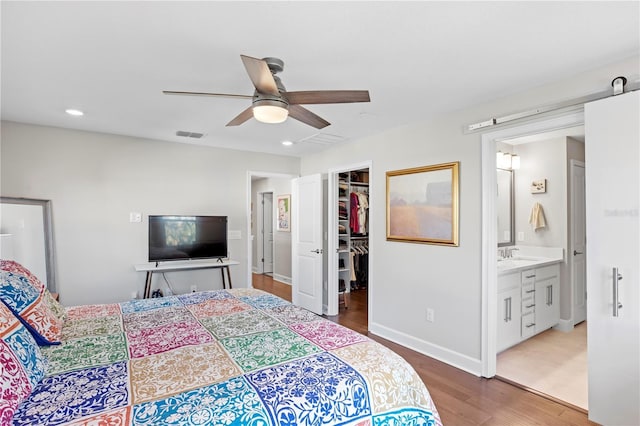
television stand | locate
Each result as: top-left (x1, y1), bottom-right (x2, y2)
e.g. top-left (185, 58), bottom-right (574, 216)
top-left (134, 259), bottom-right (240, 299)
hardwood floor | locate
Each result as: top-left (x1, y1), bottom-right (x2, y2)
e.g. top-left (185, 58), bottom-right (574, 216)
top-left (252, 274), bottom-right (596, 425)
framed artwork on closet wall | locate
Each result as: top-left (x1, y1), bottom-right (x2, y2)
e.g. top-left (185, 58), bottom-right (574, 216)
top-left (386, 161), bottom-right (459, 246)
top-left (276, 194), bottom-right (291, 232)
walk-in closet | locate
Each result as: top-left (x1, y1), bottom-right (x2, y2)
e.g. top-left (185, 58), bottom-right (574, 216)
top-left (337, 168), bottom-right (369, 310)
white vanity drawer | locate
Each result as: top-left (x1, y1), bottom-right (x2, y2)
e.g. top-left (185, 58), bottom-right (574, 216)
top-left (521, 269), bottom-right (536, 283)
top-left (522, 282), bottom-right (535, 298)
top-left (521, 312), bottom-right (536, 338)
top-left (522, 295), bottom-right (536, 315)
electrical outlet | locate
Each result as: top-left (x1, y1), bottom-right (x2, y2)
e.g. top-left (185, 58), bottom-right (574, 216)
top-left (190, 285), bottom-right (197, 293)
top-left (426, 308), bottom-right (435, 323)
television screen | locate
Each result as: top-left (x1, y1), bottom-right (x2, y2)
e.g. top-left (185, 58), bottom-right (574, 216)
top-left (148, 215), bottom-right (227, 262)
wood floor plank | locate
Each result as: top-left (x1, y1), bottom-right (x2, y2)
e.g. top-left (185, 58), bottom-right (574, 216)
top-left (251, 274), bottom-right (596, 425)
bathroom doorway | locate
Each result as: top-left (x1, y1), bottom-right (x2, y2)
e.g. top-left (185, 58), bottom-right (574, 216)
top-left (493, 127), bottom-right (588, 411)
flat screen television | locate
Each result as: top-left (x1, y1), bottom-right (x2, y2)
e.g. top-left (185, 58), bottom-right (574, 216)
top-left (148, 215), bottom-right (228, 262)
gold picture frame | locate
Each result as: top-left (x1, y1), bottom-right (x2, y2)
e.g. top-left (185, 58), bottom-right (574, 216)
top-left (386, 162), bottom-right (459, 246)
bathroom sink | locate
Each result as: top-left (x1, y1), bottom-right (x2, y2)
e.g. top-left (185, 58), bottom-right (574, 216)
top-left (497, 256), bottom-right (548, 270)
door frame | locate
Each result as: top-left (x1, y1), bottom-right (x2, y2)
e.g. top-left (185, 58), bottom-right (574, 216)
top-left (327, 160), bottom-right (372, 317)
top-left (480, 111), bottom-right (584, 377)
top-left (247, 171), bottom-right (298, 288)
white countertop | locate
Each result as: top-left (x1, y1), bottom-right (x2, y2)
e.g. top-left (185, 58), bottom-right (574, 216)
top-left (497, 246), bottom-right (564, 275)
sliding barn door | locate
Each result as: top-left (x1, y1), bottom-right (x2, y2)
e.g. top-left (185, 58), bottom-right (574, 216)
top-left (585, 91), bottom-right (639, 425)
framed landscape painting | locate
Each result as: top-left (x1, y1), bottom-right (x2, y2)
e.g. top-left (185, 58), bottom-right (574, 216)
top-left (386, 162), bottom-right (459, 246)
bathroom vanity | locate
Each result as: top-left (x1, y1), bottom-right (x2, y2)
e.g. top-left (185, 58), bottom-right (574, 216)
top-left (496, 247), bottom-right (563, 353)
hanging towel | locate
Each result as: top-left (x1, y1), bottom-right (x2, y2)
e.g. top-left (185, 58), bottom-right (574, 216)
top-left (529, 202), bottom-right (547, 231)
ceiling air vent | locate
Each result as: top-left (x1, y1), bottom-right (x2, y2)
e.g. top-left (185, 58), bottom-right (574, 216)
top-left (176, 131), bottom-right (204, 139)
top-left (298, 133), bottom-right (346, 146)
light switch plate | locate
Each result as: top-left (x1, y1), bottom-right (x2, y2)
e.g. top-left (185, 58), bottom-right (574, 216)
top-left (129, 212), bottom-right (142, 223)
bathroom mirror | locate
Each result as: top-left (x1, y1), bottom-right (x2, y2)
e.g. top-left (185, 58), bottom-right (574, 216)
top-left (497, 168), bottom-right (514, 247)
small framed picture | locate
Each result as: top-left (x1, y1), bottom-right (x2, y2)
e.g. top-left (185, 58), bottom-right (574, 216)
top-left (276, 194), bottom-right (291, 232)
top-left (531, 179), bottom-right (547, 194)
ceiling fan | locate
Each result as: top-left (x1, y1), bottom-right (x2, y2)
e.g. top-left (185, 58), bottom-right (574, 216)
top-left (163, 55), bottom-right (370, 129)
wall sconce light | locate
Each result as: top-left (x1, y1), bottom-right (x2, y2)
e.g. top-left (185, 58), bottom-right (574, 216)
top-left (496, 151), bottom-right (520, 170)
top-left (511, 154), bottom-right (520, 170)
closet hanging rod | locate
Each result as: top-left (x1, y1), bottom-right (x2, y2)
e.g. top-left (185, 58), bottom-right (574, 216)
top-left (465, 76), bottom-right (640, 133)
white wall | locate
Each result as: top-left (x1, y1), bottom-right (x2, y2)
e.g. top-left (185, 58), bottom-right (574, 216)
top-left (514, 137), bottom-right (567, 248)
top-left (301, 56), bottom-right (639, 373)
top-left (0, 122), bottom-right (300, 305)
top-left (251, 177), bottom-right (293, 283)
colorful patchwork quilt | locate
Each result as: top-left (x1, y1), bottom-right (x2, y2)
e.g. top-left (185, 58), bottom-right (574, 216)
top-left (12, 289), bottom-right (442, 425)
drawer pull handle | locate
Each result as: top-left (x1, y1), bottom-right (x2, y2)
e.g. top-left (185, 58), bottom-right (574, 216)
top-left (526, 323), bottom-right (536, 328)
top-left (525, 304), bottom-right (535, 308)
top-left (526, 290), bottom-right (535, 294)
top-left (525, 274), bottom-right (536, 279)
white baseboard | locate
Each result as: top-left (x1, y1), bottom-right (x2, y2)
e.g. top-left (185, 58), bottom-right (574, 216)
top-left (369, 322), bottom-right (482, 377)
top-left (554, 319), bottom-right (574, 333)
top-left (273, 274), bottom-right (291, 285)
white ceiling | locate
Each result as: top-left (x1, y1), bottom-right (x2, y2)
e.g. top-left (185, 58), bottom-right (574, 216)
top-left (2, 1), bottom-right (638, 157)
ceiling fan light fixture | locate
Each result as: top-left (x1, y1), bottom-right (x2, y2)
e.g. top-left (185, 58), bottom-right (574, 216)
top-left (252, 99), bottom-right (289, 124)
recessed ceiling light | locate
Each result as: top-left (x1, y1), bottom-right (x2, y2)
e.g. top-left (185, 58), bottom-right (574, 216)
top-left (65, 109), bottom-right (84, 116)
top-left (281, 140), bottom-right (294, 146)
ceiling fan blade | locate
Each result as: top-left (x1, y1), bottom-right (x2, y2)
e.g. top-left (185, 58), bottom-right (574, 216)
top-left (288, 105), bottom-right (330, 129)
top-left (226, 106), bottom-right (254, 127)
top-left (240, 55), bottom-right (279, 95)
top-left (284, 90), bottom-right (370, 105)
top-left (163, 90), bottom-right (253, 99)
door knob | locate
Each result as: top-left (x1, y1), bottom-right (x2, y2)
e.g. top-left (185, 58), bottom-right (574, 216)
top-left (573, 250), bottom-right (583, 256)
top-left (310, 249), bottom-right (323, 254)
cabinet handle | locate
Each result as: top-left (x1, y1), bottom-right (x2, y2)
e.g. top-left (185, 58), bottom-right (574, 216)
top-left (525, 304), bottom-right (535, 309)
top-left (613, 267), bottom-right (623, 317)
top-left (547, 285), bottom-right (552, 306)
top-left (526, 289), bottom-right (535, 294)
top-left (504, 297), bottom-right (511, 322)
top-left (525, 274), bottom-right (536, 279)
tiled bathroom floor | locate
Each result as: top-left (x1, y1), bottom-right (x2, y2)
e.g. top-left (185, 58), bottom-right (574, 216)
top-left (497, 321), bottom-right (587, 410)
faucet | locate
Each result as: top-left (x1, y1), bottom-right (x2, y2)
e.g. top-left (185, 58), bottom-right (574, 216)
top-left (499, 247), bottom-right (519, 259)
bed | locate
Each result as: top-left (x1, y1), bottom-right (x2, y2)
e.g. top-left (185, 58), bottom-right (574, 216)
top-left (1, 260), bottom-right (441, 425)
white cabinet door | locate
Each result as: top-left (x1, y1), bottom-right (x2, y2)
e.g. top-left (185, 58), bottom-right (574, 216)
top-left (585, 91), bottom-right (639, 425)
top-left (497, 287), bottom-right (521, 353)
top-left (535, 276), bottom-right (559, 333)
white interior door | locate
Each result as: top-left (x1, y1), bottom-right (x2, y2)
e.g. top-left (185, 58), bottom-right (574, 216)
top-left (262, 192), bottom-right (274, 274)
top-left (585, 91), bottom-right (639, 425)
top-left (570, 161), bottom-right (587, 325)
top-left (291, 174), bottom-right (323, 314)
